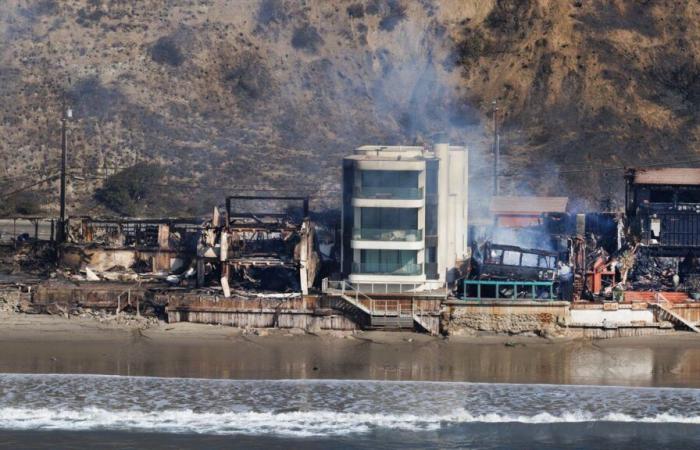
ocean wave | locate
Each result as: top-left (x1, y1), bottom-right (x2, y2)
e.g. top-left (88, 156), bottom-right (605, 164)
top-left (2, 407), bottom-right (700, 436)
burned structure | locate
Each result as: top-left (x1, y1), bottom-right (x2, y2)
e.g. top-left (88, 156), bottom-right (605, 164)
top-left (197, 196), bottom-right (319, 296)
top-left (61, 216), bottom-right (202, 277)
top-left (478, 243), bottom-right (558, 281)
top-left (58, 196), bottom-right (321, 296)
top-left (626, 168), bottom-right (700, 256)
top-left (340, 143), bottom-right (469, 290)
top-left (466, 196), bottom-right (571, 292)
top-left (488, 196), bottom-right (572, 252)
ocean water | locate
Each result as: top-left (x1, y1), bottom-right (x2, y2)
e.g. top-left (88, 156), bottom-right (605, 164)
top-left (1, 374), bottom-right (700, 449)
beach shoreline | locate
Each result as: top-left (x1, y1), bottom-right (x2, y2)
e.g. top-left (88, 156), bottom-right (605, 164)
top-left (0, 314), bottom-right (700, 387)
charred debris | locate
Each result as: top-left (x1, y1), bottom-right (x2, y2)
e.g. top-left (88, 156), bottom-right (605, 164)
top-left (466, 169), bottom-right (700, 301)
top-left (6, 167), bottom-right (700, 304)
top-left (46, 195), bottom-right (337, 299)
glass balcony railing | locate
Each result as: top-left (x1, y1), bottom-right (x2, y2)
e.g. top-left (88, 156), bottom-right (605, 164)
top-left (352, 228), bottom-right (423, 242)
top-left (352, 262), bottom-right (422, 275)
top-left (354, 186), bottom-right (423, 200)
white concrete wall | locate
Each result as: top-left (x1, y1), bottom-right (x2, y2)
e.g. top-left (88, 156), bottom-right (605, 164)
top-left (356, 160), bottom-right (425, 171)
top-left (570, 309), bottom-right (654, 326)
top-left (436, 144), bottom-right (469, 283)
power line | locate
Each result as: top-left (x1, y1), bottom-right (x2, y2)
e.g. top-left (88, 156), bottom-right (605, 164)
top-left (0, 173), bottom-right (60, 200)
top-left (470, 156), bottom-right (700, 181)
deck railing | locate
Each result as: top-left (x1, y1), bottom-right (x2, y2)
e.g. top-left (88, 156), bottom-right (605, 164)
top-left (352, 228), bottom-right (422, 242)
top-left (352, 262), bottom-right (422, 276)
top-left (462, 280), bottom-right (555, 301)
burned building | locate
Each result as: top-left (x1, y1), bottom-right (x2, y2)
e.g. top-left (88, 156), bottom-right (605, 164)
top-left (196, 196), bottom-right (320, 296)
top-left (490, 196), bottom-right (570, 229)
top-left (61, 216), bottom-right (202, 276)
top-left (626, 168), bottom-right (700, 256)
top-left (488, 196), bottom-right (572, 250)
top-left (341, 143), bottom-right (469, 290)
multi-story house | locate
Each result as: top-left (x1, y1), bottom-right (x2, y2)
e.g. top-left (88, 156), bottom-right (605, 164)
top-left (341, 143), bottom-right (468, 291)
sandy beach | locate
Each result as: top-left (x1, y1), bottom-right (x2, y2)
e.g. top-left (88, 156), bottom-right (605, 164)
top-left (0, 314), bottom-right (699, 387)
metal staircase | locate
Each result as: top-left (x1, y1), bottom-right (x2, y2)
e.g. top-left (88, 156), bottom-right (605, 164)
top-left (324, 280), bottom-right (439, 335)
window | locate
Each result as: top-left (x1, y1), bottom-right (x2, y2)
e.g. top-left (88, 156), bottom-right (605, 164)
top-left (521, 253), bottom-right (539, 268)
top-left (361, 208), bottom-right (418, 229)
top-left (486, 249), bottom-right (504, 264)
top-left (361, 171), bottom-right (419, 188)
top-left (538, 256), bottom-right (556, 269)
top-left (503, 251), bottom-right (521, 266)
top-left (426, 247), bottom-right (436, 263)
top-left (649, 189), bottom-right (674, 203)
top-left (359, 250), bottom-right (419, 274)
top-left (678, 190), bottom-right (700, 203)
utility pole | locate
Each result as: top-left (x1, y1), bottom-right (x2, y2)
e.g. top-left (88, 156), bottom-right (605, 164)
top-left (492, 100), bottom-right (500, 196)
top-left (58, 104), bottom-right (72, 243)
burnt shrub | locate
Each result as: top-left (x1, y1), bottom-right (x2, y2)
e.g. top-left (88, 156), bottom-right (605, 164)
top-left (365, 0), bottom-right (381, 15)
top-left (291, 24), bottom-right (324, 53)
top-left (379, 0), bottom-right (407, 31)
top-left (451, 29), bottom-right (489, 70)
top-left (647, 55), bottom-right (700, 113)
top-left (257, 0), bottom-right (287, 25)
top-left (0, 188), bottom-right (42, 216)
top-left (485, 0), bottom-right (533, 34)
top-left (20, 0), bottom-right (58, 18)
top-left (95, 163), bottom-right (165, 216)
top-left (76, 6), bottom-right (105, 27)
top-left (347, 3), bottom-right (365, 18)
top-left (150, 36), bottom-right (184, 67)
top-left (223, 52), bottom-right (273, 101)
top-left (68, 76), bottom-right (125, 120)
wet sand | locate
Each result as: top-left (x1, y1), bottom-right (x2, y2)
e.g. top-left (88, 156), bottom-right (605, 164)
top-left (2, 315), bottom-right (700, 387)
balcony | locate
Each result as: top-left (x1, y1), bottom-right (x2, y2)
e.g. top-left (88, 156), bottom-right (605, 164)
top-left (352, 262), bottom-right (422, 276)
top-left (352, 228), bottom-right (422, 242)
top-left (354, 186), bottom-right (423, 200)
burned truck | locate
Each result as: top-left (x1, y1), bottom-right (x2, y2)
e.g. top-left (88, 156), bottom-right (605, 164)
top-left (473, 242), bottom-right (559, 281)
top-left (625, 168), bottom-right (700, 257)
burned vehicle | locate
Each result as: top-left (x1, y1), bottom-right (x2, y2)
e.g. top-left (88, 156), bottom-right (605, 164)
top-left (473, 242), bottom-right (559, 281)
top-left (461, 243), bottom-right (560, 300)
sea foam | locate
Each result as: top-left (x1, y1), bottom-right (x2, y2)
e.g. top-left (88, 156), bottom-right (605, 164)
top-left (2, 374), bottom-right (700, 436)
top-left (2, 407), bottom-right (700, 437)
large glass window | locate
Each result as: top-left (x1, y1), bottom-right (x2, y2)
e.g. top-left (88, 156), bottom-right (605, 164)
top-left (361, 171), bottom-right (418, 188)
top-left (678, 190), bottom-right (700, 203)
top-left (357, 250), bottom-right (420, 275)
top-left (361, 208), bottom-right (418, 229)
top-left (356, 171), bottom-right (422, 199)
top-left (649, 189), bottom-right (674, 203)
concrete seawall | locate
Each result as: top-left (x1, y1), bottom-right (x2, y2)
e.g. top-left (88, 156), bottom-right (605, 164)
top-left (442, 300), bottom-right (570, 336)
top-left (11, 281), bottom-right (700, 338)
top-left (159, 293), bottom-right (358, 331)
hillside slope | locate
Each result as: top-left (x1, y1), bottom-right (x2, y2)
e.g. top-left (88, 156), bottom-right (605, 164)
top-left (1, 0), bottom-right (699, 215)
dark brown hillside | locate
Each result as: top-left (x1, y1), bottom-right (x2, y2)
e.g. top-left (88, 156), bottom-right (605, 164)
top-left (1, 0), bottom-right (699, 215)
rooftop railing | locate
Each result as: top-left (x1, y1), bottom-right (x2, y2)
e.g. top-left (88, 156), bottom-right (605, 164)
top-left (352, 262), bottom-right (422, 276)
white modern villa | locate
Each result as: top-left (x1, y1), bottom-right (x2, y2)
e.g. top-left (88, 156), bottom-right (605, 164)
top-left (341, 143), bottom-right (469, 290)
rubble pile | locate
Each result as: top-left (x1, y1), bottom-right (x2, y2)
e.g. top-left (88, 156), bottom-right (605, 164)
top-left (77, 309), bottom-right (161, 329)
top-left (0, 243), bottom-right (55, 277)
top-left (42, 304), bottom-right (161, 330)
top-left (630, 253), bottom-right (679, 291)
